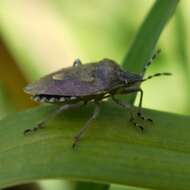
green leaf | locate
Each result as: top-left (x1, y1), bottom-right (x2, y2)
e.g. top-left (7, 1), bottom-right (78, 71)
top-left (0, 103), bottom-right (190, 190)
top-left (123, 0), bottom-right (179, 72)
top-left (0, 1), bottom-right (181, 190)
top-left (122, 0), bottom-right (179, 104)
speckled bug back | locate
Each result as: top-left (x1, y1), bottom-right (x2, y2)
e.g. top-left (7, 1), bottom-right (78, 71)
top-left (24, 59), bottom-right (124, 97)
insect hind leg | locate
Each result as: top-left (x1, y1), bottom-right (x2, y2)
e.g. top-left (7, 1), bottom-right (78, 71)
top-left (24, 102), bottom-right (84, 135)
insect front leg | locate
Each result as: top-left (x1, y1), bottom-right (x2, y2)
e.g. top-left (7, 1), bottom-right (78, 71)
top-left (24, 102), bottom-right (84, 135)
top-left (123, 87), bottom-right (153, 122)
top-left (72, 101), bottom-right (100, 149)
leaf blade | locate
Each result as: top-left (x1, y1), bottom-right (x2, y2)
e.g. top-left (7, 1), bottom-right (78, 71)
top-left (123, 0), bottom-right (179, 73)
top-left (122, 0), bottom-right (179, 104)
top-left (0, 104), bottom-right (190, 190)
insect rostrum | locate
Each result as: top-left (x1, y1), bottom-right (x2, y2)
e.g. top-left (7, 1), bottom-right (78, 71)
top-left (24, 51), bottom-right (171, 149)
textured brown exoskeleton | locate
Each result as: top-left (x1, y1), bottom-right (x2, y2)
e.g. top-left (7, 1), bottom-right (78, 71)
top-left (24, 50), bottom-right (171, 148)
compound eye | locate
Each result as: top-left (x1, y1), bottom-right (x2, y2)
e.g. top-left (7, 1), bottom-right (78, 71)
top-left (73, 58), bottom-right (82, 67)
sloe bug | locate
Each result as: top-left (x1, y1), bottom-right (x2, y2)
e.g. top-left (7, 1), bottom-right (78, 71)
top-left (24, 49), bottom-right (171, 148)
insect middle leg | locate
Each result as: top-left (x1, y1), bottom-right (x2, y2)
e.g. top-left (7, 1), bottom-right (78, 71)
top-left (111, 95), bottom-right (144, 131)
top-left (72, 101), bottom-right (100, 149)
top-left (24, 102), bottom-right (84, 135)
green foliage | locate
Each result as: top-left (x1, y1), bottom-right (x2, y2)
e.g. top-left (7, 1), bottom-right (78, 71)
top-left (123, 0), bottom-right (179, 104)
top-left (0, 0), bottom-right (184, 190)
top-left (0, 104), bottom-right (190, 189)
top-left (123, 0), bottom-right (179, 72)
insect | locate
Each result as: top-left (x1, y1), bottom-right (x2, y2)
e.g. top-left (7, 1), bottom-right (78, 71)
top-left (24, 49), bottom-right (171, 148)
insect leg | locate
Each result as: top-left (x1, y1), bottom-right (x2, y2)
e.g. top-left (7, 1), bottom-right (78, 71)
top-left (123, 87), bottom-right (153, 122)
top-left (72, 101), bottom-right (100, 149)
top-left (111, 95), bottom-right (133, 119)
top-left (111, 95), bottom-right (144, 131)
top-left (24, 102), bottom-right (84, 135)
top-left (133, 88), bottom-right (152, 122)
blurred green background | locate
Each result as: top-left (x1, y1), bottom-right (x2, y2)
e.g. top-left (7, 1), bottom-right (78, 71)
top-left (0, 0), bottom-right (189, 190)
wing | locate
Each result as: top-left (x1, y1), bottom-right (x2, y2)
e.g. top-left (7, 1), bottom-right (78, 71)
top-left (24, 60), bottom-right (122, 96)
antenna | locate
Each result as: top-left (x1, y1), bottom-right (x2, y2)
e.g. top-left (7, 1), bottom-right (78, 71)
top-left (142, 49), bottom-right (161, 75)
top-left (142, 72), bottom-right (172, 82)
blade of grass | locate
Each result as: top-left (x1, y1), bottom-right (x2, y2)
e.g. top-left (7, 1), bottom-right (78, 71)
top-left (122, 0), bottom-right (179, 104)
top-left (0, 103), bottom-right (190, 190)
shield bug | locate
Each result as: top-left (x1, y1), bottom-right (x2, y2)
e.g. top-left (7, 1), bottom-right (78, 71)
top-left (24, 50), bottom-right (171, 148)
